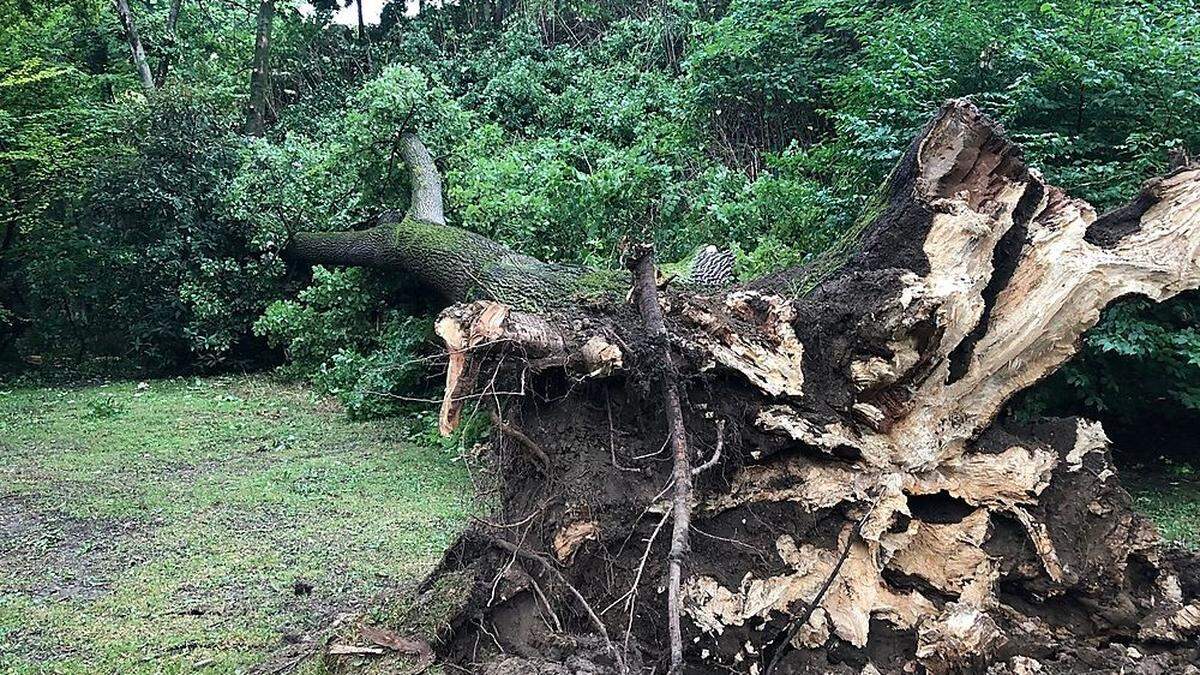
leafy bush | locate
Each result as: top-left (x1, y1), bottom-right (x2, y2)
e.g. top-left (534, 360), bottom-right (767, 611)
top-left (85, 394), bottom-right (127, 420)
top-left (254, 267), bottom-right (434, 419)
top-left (11, 93), bottom-right (284, 369)
top-left (1017, 293), bottom-right (1200, 425)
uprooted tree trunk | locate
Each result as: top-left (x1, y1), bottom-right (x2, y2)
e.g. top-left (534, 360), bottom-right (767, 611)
top-left (286, 134), bottom-right (732, 311)
top-left (288, 101), bottom-right (1200, 674)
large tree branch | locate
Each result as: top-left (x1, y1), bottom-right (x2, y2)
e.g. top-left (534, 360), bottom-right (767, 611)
top-left (286, 134), bottom-right (727, 308)
top-left (286, 134), bottom-right (532, 302)
top-left (399, 132), bottom-right (444, 226)
top-left (287, 227), bottom-right (392, 269)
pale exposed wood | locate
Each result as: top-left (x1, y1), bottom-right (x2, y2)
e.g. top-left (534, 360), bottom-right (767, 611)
top-left (889, 509), bottom-right (991, 594)
top-left (552, 520), bottom-right (599, 564)
top-left (1140, 602), bottom-right (1200, 642)
top-left (435, 301), bottom-right (622, 435)
top-left (418, 101), bottom-right (1200, 673)
top-left (434, 310), bottom-right (469, 436)
top-left (680, 292), bottom-right (804, 397)
top-left (668, 103), bottom-right (1200, 668)
top-left (683, 527), bottom-right (936, 648)
top-left (893, 166), bottom-right (1200, 471)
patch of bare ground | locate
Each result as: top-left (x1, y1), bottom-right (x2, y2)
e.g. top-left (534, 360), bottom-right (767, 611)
top-left (0, 493), bottom-right (150, 602)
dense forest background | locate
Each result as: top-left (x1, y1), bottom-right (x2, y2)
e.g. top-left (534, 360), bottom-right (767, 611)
top-left (2, 0), bottom-right (1198, 448)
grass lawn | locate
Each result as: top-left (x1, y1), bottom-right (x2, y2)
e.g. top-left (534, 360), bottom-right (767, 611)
top-left (1124, 469), bottom-right (1200, 551)
top-left (0, 375), bottom-right (471, 674)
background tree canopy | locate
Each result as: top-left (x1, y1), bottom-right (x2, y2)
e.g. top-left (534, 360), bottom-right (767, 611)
top-left (2, 0), bottom-right (1198, 443)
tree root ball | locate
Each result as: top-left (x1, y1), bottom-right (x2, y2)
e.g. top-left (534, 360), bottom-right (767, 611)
top-left (306, 101), bottom-right (1200, 674)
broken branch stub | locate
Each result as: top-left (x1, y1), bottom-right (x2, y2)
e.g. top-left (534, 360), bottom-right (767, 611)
top-left (406, 100), bottom-right (1200, 674)
top-left (434, 300), bottom-right (623, 435)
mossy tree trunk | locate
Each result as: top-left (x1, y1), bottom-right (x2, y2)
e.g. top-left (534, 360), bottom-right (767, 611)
top-left (113, 0), bottom-right (155, 92)
top-left (287, 134), bottom-right (696, 309)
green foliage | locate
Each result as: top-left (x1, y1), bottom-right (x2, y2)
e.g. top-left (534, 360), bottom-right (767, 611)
top-left (84, 394), bottom-right (126, 419)
top-left (685, 0), bottom-right (851, 156)
top-left (826, 0), bottom-right (1200, 209)
top-left (3, 0), bottom-right (1198, 430)
top-left (254, 267), bottom-right (433, 419)
top-left (1016, 293), bottom-right (1200, 424)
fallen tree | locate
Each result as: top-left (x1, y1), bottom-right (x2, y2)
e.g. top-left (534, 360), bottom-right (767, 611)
top-left (287, 133), bottom-right (735, 311)
top-left (286, 101), bottom-right (1200, 674)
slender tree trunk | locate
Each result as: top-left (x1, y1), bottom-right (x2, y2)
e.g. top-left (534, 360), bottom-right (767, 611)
top-left (152, 0), bottom-right (185, 87)
top-left (113, 0), bottom-right (155, 92)
top-left (356, 0), bottom-right (372, 70)
top-left (245, 0), bottom-right (275, 137)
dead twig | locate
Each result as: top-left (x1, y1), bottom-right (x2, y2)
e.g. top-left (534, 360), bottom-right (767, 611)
top-left (529, 575), bottom-right (565, 633)
top-left (693, 420), bottom-right (725, 475)
top-left (622, 510), bottom-right (672, 660)
top-left (627, 243), bottom-right (692, 675)
top-left (763, 493), bottom-right (884, 675)
top-left (606, 392), bottom-right (641, 472)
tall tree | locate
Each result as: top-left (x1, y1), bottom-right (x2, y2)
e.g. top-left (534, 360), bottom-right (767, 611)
top-left (245, 0), bottom-right (275, 136)
top-left (355, 0), bottom-right (372, 70)
top-left (113, 0), bottom-right (155, 91)
top-left (152, 0), bottom-right (185, 87)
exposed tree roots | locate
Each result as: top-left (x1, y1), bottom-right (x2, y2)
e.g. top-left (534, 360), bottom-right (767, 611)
top-left (309, 101), bottom-right (1200, 674)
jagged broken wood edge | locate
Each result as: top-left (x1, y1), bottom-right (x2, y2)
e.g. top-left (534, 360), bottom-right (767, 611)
top-left (423, 100), bottom-right (1200, 672)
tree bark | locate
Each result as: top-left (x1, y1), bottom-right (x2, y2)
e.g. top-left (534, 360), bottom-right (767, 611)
top-left (113, 0), bottom-right (155, 92)
top-left (245, 0), bottom-right (275, 137)
top-left (285, 134), bottom-right (729, 308)
top-left (286, 135), bottom-right (590, 306)
top-left (355, 0), bottom-right (372, 71)
top-left (152, 0), bottom-right (185, 88)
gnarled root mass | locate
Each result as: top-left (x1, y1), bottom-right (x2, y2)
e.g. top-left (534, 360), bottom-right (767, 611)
top-left (325, 101), bottom-right (1200, 674)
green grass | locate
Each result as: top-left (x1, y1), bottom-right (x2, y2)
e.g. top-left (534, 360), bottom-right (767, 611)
top-left (0, 375), bottom-right (471, 674)
top-left (1124, 468), bottom-right (1200, 551)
